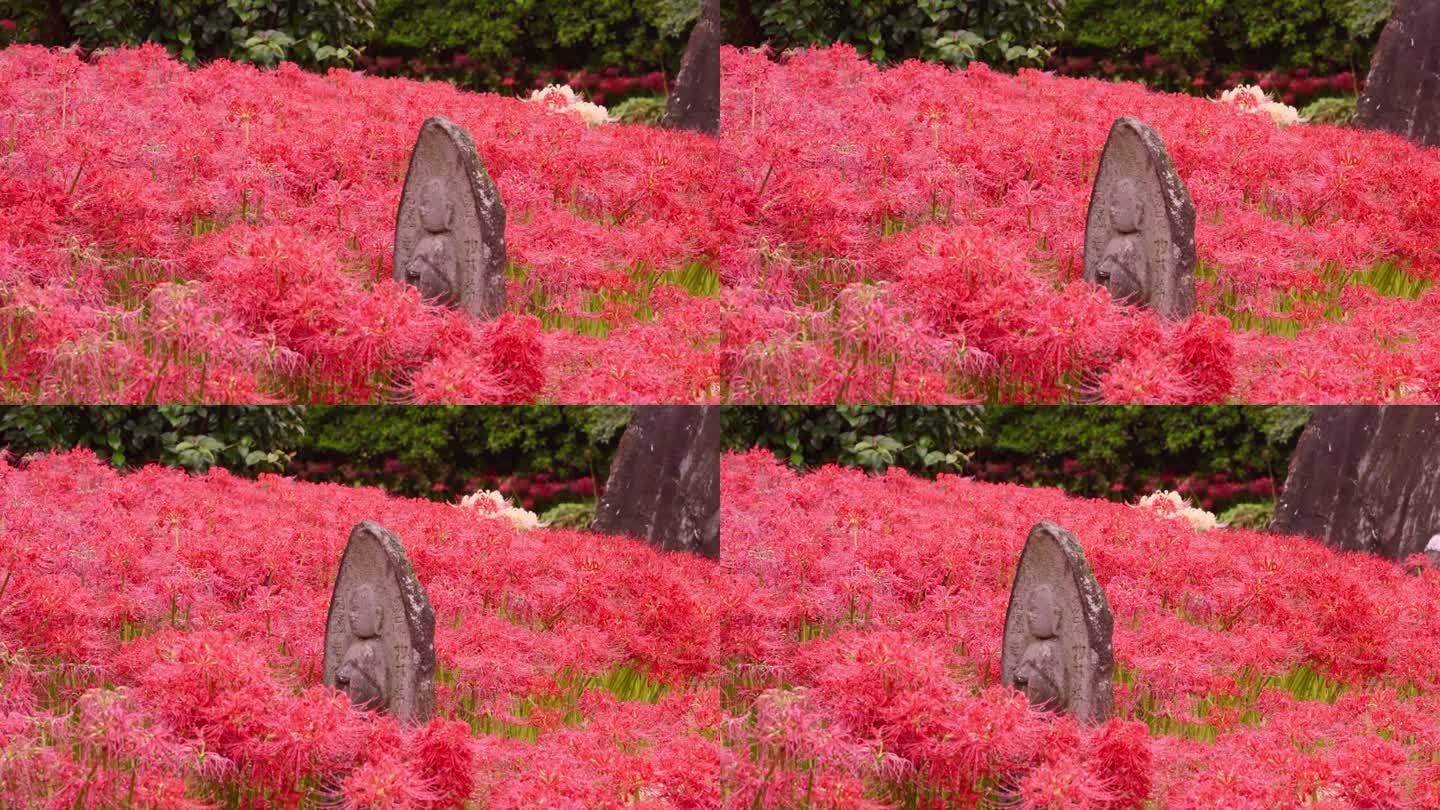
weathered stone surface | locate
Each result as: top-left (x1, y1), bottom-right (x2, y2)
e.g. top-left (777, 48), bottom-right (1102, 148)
top-left (1084, 117), bottom-right (1197, 320)
top-left (323, 521), bottom-right (436, 724)
top-left (592, 405), bottom-right (719, 559)
top-left (1001, 522), bottom-right (1114, 724)
top-left (1272, 406), bottom-right (1440, 561)
top-left (1356, 0), bottom-right (1440, 146)
top-left (394, 116), bottom-right (507, 320)
top-left (662, 0), bottom-right (721, 135)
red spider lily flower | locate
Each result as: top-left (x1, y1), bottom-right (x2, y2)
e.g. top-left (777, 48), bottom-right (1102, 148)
top-left (720, 45), bottom-right (1440, 402)
top-left (0, 450), bottom-right (735, 806)
top-left (0, 45), bottom-right (727, 403)
top-left (721, 450), bottom-right (1440, 804)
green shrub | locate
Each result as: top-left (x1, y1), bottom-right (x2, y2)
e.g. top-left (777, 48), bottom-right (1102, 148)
top-left (0, 406), bottom-right (625, 503)
top-left (751, 0), bottom-right (1066, 68)
top-left (723, 405), bottom-right (984, 475)
top-left (13, 0), bottom-right (375, 67)
top-left (295, 405), bottom-right (627, 499)
top-left (610, 95), bottom-right (669, 125)
top-left (973, 405), bottom-right (1308, 501)
top-left (0, 406), bottom-right (306, 474)
top-left (1060, 0), bottom-right (1388, 74)
top-left (370, 0), bottom-right (692, 89)
top-left (978, 406), bottom-right (1307, 475)
top-left (1219, 501), bottom-right (1276, 529)
top-left (724, 406), bottom-right (1308, 509)
top-left (540, 500), bottom-right (598, 529)
top-left (1302, 95), bottom-right (1358, 125)
top-left (0, 4), bottom-right (42, 43)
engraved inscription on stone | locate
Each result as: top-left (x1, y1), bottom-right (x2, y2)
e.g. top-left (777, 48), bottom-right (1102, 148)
top-left (1356, 0), bottom-right (1440, 147)
top-left (1001, 522), bottom-right (1115, 724)
top-left (323, 521), bottom-right (437, 724)
top-left (1084, 117), bottom-right (1197, 320)
top-left (394, 116), bottom-right (507, 321)
top-left (592, 405), bottom-right (720, 559)
top-left (662, 0), bottom-right (721, 135)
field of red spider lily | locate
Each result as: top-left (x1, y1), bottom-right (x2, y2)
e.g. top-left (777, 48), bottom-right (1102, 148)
top-left (719, 46), bottom-right (1440, 403)
top-left (9, 43), bottom-right (1440, 405)
top-left (719, 450), bottom-right (1440, 807)
top-left (0, 44), bottom-right (728, 404)
top-left (0, 450), bottom-right (734, 807)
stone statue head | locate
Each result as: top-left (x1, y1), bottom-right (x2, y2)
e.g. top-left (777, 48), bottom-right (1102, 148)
top-left (348, 584), bottom-right (383, 639)
top-left (1026, 584), bottom-right (1061, 640)
top-left (1108, 178), bottom-right (1144, 234)
top-left (418, 179), bottom-right (454, 234)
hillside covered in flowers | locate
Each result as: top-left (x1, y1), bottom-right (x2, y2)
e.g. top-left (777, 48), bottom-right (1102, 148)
top-left (719, 450), bottom-right (1440, 806)
top-left (0, 450), bottom-right (732, 806)
top-left (5, 44), bottom-right (1440, 403)
top-left (0, 45), bottom-right (728, 403)
top-left (4, 446), bottom-right (1439, 806)
top-left (719, 46), bottom-right (1440, 403)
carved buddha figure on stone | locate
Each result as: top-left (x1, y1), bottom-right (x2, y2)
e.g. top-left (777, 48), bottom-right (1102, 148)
top-left (1094, 178), bottom-right (1148, 306)
top-left (1012, 584), bottom-right (1066, 711)
top-left (334, 583), bottom-right (389, 712)
top-left (403, 179), bottom-right (460, 307)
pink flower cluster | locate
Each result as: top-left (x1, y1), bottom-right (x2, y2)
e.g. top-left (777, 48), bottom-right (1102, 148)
top-left (720, 46), bottom-right (1440, 403)
top-left (4, 447), bottom-right (1439, 806)
top-left (5, 43), bottom-right (1440, 403)
top-left (0, 45), bottom-right (727, 403)
top-left (0, 450), bottom-right (732, 807)
top-left (719, 450), bottom-right (1440, 806)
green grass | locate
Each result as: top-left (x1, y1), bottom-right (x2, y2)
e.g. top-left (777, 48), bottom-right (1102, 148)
top-left (797, 259), bottom-right (867, 312)
top-left (790, 595), bottom-right (877, 642)
top-left (956, 365), bottom-right (1086, 404)
top-left (2, 645), bottom-right (315, 808)
top-left (1203, 259), bottom-right (1432, 339)
top-left (510, 259), bottom-right (720, 338)
top-left (5, 641), bottom-right (672, 807)
top-left (259, 369), bottom-right (395, 405)
top-left (878, 193), bottom-right (953, 238)
top-left (443, 663), bottom-right (669, 742)
top-left (103, 257), bottom-right (181, 310)
top-left (719, 668), bottom-right (994, 808)
top-left (1123, 664), bottom-right (1347, 743)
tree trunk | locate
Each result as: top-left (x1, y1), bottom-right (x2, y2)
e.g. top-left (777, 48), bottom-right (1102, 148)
top-left (43, 0), bottom-right (70, 46)
top-left (732, 0), bottom-right (763, 46)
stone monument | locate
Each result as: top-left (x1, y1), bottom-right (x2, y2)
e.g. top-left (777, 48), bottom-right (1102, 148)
top-left (1272, 406), bottom-right (1440, 561)
top-left (662, 0), bottom-right (721, 135)
top-left (394, 116), bottom-right (507, 320)
top-left (1084, 117), bottom-right (1196, 320)
top-left (592, 405), bottom-right (720, 559)
top-left (1355, 0), bottom-right (1440, 147)
top-left (323, 521), bottom-right (437, 724)
top-left (1001, 522), bottom-right (1114, 724)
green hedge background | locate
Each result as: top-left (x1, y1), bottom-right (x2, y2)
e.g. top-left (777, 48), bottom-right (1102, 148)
top-left (2, 406), bottom-right (1308, 505)
top-left (2, 0), bottom-right (1392, 90)
top-left (723, 405), bottom-right (1309, 511)
top-left (0, 405), bottom-right (628, 503)
top-left (2, 405), bottom-right (1307, 529)
top-left (1060, 0), bottom-right (1389, 74)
